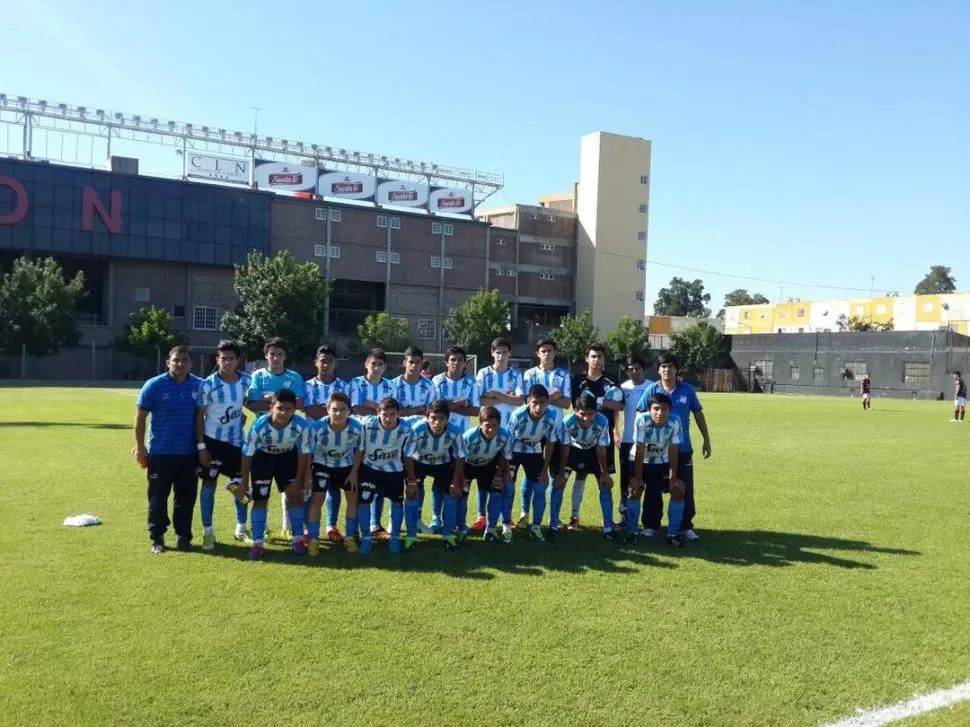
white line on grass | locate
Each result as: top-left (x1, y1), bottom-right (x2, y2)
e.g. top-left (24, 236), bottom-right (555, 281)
top-left (822, 681), bottom-right (970, 726)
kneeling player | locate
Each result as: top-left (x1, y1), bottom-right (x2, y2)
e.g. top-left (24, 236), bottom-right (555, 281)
top-left (626, 393), bottom-right (685, 547)
top-left (507, 385), bottom-right (561, 543)
top-left (357, 398), bottom-right (412, 554)
top-left (306, 392), bottom-right (363, 556)
top-left (553, 394), bottom-right (614, 541)
top-left (463, 407), bottom-right (513, 543)
top-left (238, 389), bottom-right (311, 559)
top-left (403, 399), bottom-right (467, 551)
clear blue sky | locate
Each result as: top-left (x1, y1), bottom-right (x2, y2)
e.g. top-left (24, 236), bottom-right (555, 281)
top-left (4, 0), bottom-right (969, 314)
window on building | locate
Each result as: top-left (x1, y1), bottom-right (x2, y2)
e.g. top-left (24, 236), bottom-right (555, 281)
top-left (432, 222), bottom-right (442, 235)
top-left (315, 208), bottom-right (327, 221)
top-left (193, 306), bottom-right (218, 331)
top-left (389, 217), bottom-right (401, 230)
top-left (328, 245), bottom-right (341, 259)
top-left (329, 210), bottom-right (342, 222)
top-left (417, 318), bottom-right (436, 340)
top-left (754, 359), bottom-right (774, 379)
top-left (639, 203), bottom-right (648, 214)
top-left (134, 287), bottom-right (151, 302)
top-left (389, 252), bottom-right (400, 264)
top-left (778, 310), bottom-right (787, 319)
top-left (539, 272), bottom-right (555, 281)
top-left (743, 311), bottom-right (751, 320)
top-left (314, 244), bottom-right (327, 257)
top-left (637, 259), bottom-right (646, 271)
top-left (637, 231), bottom-right (646, 241)
top-left (635, 291), bottom-right (645, 302)
top-left (377, 215), bottom-right (388, 228)
top-left (546, 215), bottom-right (557, 222)
top-left (813, 366), bottom-right (824, 381)
top-left (431, 256), bottom-right (441, 268)
top-left (640, 174), bottom-right (649, 185)
top-left (496, 237), bottom-right (507, 246)
top-left (845, 361), bottom-right (868, 378)
top-left (923, 301), bottom-right (934, 313)
top-left (172, 305), bottom-right (185, 319)
top-left (790, 365), bottom-right (801, 380)
top-left (903, 362), bottom-right (930, 384)
top-left (376, 250), bottom-right (387, 263)
top-left (855, 305), bottom-right (865, 316)
top-left (796, 308), bottom-right (806, 318)
top-left (443, 223), bottom-right (454, 236)
top-left (504, 267), bottom-right (517, 277)
top-left (540, 242), bottom-right (556, 252)
top-left (443, 257), bottom-right (453, 269)
top-left (876, 304), bottom-right (887, 314)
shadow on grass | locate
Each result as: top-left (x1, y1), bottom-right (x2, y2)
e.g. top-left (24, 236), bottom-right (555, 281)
top-left (0, 421), bottom-right (131, 430)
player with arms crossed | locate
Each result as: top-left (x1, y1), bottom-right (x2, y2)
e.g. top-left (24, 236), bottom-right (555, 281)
top-left (463, 406), bottom-right (514, 543)
top-left (306, 392), bottom-right (363, 556)
top-left (507, 384), bottom-right (562, 543)
top-left (552, 394), bottom-right (615, 541)
top-left (237, 389), bottom-right (312, 559)
top-left (195, 340), bottom-right (252, 549)
top-left (952, 371), bottom-right (966, 422)
top-left (627, 392), bottom-right (685, 547)
top-left (517, 338), bottom-right (571, 528)
top-left (403, 399), bottom-right (468, 551)
top-left (860, 373), bottom-right (872, 411)
top-left (357, 398), bottom-right (412, 554)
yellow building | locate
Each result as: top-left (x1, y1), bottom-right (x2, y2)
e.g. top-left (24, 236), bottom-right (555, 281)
top-left (724, 294), bottom-right (970, 335)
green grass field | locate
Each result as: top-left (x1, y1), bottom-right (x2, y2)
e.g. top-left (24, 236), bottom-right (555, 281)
top-left (2, 389), bottom-right (969, 726)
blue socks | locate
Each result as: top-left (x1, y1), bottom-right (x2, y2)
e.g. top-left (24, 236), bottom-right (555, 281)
top-left (325, 489), bottom-right (341, 529)
top-left (345, 513), bottom-right (358, 541)
top-left (234, 496), bottom-right (248, 528)
top-left (520, 478), bottom-right (533, 516)
top-left (502, 482), bottom-right (515, 525)
top-left (405, 498), bottom-right (421, 538)
top-left (456, 494), bottom-right (469, 534)
top-left (371, 495), bottom-right (384, 531)
top-left (287, 507), bottom-right (305, 543)
top-left (486, 489), bottom-right (503, 530)
top-left (477, 487), bottom-right (488, 519)
top-left (357, 504), bottom-right (372, 553)
top-left (549, 485), bottom-right (564, 530)
top-left (531, 480), bottom-right (547, 528)
top-left (251, 507), bottom-right (268, 543)
top-left (200, 485), bottom-right (215, 529)
top-left (390, 502), bottom-right (404, 539)
top-left (443, 495), bottom-right (458, 536)
top-left (599, 487), bottom-right (615, 530)
top-left (626, 500), bottom-right (641, 534)
top-left (668, 499), bottom-right (684, 538)
top-left (430, 489), bottom-right (443, 525)
top-left (307, 520), bottom-right (321, 541)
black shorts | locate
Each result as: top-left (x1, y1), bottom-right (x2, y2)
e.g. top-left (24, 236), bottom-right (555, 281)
top-left (359, 465), bottom-right (406, 505)
top-left (511, 452), bottom-right (545, 482)
top-left (464, 458), bottom-right (502, 491)
top-left (200, 436), bottom-right (242, 482)
top-left (414, 461), bottom-right (458, 494)
top-left (311, 463), bottom-right (353, 494)
top-left (565, 446), bottom-right (603, 479)
top-left (249, 449), bottom-right (298, 501)
top-left (604, 444), bottom-right (616, 475)
top-left (643, 463), bottom-right (670, 492)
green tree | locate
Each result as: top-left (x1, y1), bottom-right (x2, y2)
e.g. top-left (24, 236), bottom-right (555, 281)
top-left (220, 250), bottom-right (331, 361)
top-left (723, 288), bottom-right (770, 308)
top-left (604, 315), bottom-right (651, 363)
top-left (838, 315), bottom-right (894, 333)
top-left (653, 277), bottom-right (711, 317)
top-left (443, 289), bottom-right (510, 361)
top-left (668, 321), bottom-right (724, 380)
top-left (357, 312), bottom-right (410, 352)
top-left (552, 309), bottom-right (599, 367)
top-left (113, 306), bottom-right (188, 371)
top-left (0, 256), bottom-right (86, 357)
top-left (914, 265), bottom-right (956, 295)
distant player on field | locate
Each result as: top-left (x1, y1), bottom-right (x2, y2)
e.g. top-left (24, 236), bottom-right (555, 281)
top-left (618, 356), bottom-right (651, 527)
top-left (358, 398), bottom-right (413, 554)
top-left (952, 371), bottom-right (967, 423)
top-left (391, 346), bottom-right (437, 533)
top-left (463, 407), bottom-right (514, 543)
top-left (860, 373), bottom-right (872, 411)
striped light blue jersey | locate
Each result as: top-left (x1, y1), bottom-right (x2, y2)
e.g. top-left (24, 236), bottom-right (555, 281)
top-left (631, 414), bottom-right (682, 465)
top-left (303, 376), bottom-right (350, 416)
top-left (350, 376), bottom-right (396, 409)
top-left (309, 417), bottom-right (364, 468)
top-left (463, 425), bottom-right (513, 466)
top-left (360, 416), bottom-right (412, 473)
top-left (507, 404), bottom-right (562, 455)
top-left (432, 373), bottom-right (480, 430)
top-left (562, 412), bottom-right (611, 450)
top-left (404, 421), bottom-right (468, 466)
top-left (247, 367), bottom-right (305, 404)
top-left (520, 366), bottom-right (571, 424)
top-left (197, 371), bottom-right (252, 447)
top-left (475, 366), bottom-right (523, 426)
top-left (391, 375), bottom-right (436, 413)
top-left (242, 413), bottom-right (312, 457)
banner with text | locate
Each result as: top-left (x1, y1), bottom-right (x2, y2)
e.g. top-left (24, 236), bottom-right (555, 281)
top-left (186, 154), bottom-right (250, 185)
top-left (253, 160), bottom-right (318, 192)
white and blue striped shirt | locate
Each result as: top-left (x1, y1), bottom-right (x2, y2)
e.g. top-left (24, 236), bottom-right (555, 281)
top-left (562, 412), bottom-right (611, 450)
top-left (476, 366), bottom-right (523, 426)
top-left (243, 413), bottom-right (312, 457)
top-left (350, 376), bottom-right (396, 410)
top-left (507, 404), bottom-right (561, 455)
top-left (197, 371), bottom-right (251, 447)
top-left (304, 376), bottom-right (351, 417)
top-left (309, 417), bottom-right (364, 468)
top-left (631, 414), bottom-right (682, 465)
top-left (520, 366), bottom-right (571, 424)
top-left (432, 373), bottom-right (480, 430)
top-left (463, 425), bottom-right (513, 466)
top-left (360, 416), bottom-right (412, 473)
top-left (391, 375), bottom-right (436, 413)
top-left (404, 420), bottom-right (467, 466)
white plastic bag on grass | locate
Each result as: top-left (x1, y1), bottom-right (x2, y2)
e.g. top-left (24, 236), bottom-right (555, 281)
top-left (63, 514), bottom-right (102, 527)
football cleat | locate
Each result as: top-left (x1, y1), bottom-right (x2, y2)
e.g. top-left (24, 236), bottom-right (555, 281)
top-left (642, 528), bottom-right (657, 537)
top-left (546, 527), bottom-right (559, 542)
top-left (404, 537), bottom-right (417, 551)
top-left (325, 528), bottom-right (344, 544)
top-left (666, 535), bottom-right (685, 548)
top-left (604, 530), bottom-right (616, 542)
top-left (389, 537), bottom-right (401, 554)
top-left (308, 539), bottom-right (320, 557)
top-left (201, 533), bottom-right (215, 552)
top-left (233, 526), bottom-right (248, 542)
top-left (358, 537), bottom-right (373, 555)
top-left (483, 530), bottom-right (499, 543)
top-left (683, 529), bottom-right (700, 542)
top-left (567, 517), bottom-right (580, 531)
top-left (176, 537), bottom-right (193, 552)
top-left (456, 530), bottom-right (469, 544)
top-left (150, 541), bottom-right (165, 554)
top-left (516, 514), bottom-right (530, 530)
top-left (345, 537), bottom-right (359, 555)
top-left (623, 533), bottom-right (639, 546)
top-left (501, 526), bottom-right (514, 544)
top-left (292, 541), bottom-right (308, 556)
top-left (470, 515), bottom-right (487, 532)
top-left (370, 527), bottom-right (390, 541)
top-left (418, 520), bottom-right (435, 535)
top-left (247, 544), bottom-right (264, 560)
top-left (444, 535), bottom-right (459, 551)
top-left (530, 527), bottom-right (544, 543)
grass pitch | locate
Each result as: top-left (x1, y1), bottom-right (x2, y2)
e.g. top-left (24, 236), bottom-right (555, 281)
top-left (1, 389), bottom-right (968, 726)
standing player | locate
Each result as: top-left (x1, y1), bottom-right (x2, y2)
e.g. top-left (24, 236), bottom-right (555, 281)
top-left (357, 398), bottom-right (412, 554)
top-left (860, 373), bottom-right (872, 411)
top-left (237, 389), bottom-right (312, 559)
top-left (475, 337), bottom-right (523, 532)
top-left (627, 392), bottom-right (685, 547)
top-left (403, 400), bottom-right (468, 551)
top-left (952, 371), bottom-right (966, 422)
top-left (195, 340), bottom-right (252, 549)
top-left (306, 392), bottom-right (363, 555)
top-left (134, 345), bottom-right (203, 553)
top-left (246, 337), bottom-right (306, 539)
top-left (350, 349), bottom-right (396, 538)
top-left (635, 353), bottom-right (712, 542)
top-left (618, 356), bottom-right (651, 528)
top-left (517, 338), bottom-right (571, 528)
top-left (552, 394), bottom-right (615, 541)
top-left (464, 407), bottom-right (514, 543)
top-left (507, 385), bottom-right (562, 542)
top-left (569, 343), bottom-right (623, 529)
top-left (391, 347), bottom-right (437, 533)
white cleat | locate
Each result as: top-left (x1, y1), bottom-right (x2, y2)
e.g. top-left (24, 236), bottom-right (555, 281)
top-left (417, 521), bottom-right (434, 535)
top-left (642, 528), bottom-right (658, 537)
top-left (683, 529), bottom-right (701, 542)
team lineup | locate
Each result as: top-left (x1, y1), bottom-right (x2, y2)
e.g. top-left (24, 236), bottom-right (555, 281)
top-left (134, 336), bottom-right (712, 558)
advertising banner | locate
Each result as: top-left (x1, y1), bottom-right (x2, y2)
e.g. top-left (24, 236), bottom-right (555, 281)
top-left (186, 154), bottom-right (250, 185)
top-left (428, 186), bottom-right (473, 214)
top-left (317, 171), bottom-right (377, 201)
top-left (376, 179), bottom-right (429, 208)
top-left (253, 160), bottom-right (318, 192)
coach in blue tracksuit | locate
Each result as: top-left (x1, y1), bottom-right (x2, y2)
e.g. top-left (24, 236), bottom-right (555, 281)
top-left (134, 345), bottom-right (204, 554)
top-left (635, 352), bottom-right (712, 541)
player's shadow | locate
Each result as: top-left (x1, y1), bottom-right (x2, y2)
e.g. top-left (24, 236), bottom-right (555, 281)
top-left (669, 529), bottom-right (919, 569)
top-left (0, 421), bottom-right (131, 430)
